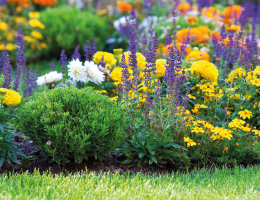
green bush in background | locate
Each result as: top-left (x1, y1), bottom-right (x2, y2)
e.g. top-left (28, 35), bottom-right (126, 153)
top-left (39, 6), bottom-right (108, 60)
top-left (17, 86), bottom-right (129, 166)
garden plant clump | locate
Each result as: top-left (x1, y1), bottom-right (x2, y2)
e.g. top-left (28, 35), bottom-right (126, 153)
top-left (2, 0), bottom-right (260, 198)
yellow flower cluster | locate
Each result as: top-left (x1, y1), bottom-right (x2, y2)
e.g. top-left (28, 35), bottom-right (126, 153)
top-left (93, 51), bottom-right (117, 67)
top-left (0, 89), bottom-right (21, 106)
top-left (191, 60), bottom-right (219, 82)
top-left (121, 52), bottom-right (146, 70)
top-left (155, 59), bottom-right (167, 78)
top-left (225, 68), bottom-right (246, 82)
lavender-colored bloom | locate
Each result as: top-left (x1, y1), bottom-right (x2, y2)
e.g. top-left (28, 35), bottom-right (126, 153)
top-left (129, 6), bottom-right (138, 30)
top-left (171, 9), bottom-right (178, 48)
top-left (0, 41), bottom-right (8, 75)
top-left (84, 40), bottom-right (91, 61)
top-left (239, 10), bottom-right (247, 29)
top-left (98, 55), bottom-right (106, 67)
top-left (141, 33), bottom-right (147, 56)
top-left (92, 38), bottom-right (97, 57)
top-left (71, 44), bottom-right (81, 61)
top-left (196, 0), bottom-right (213, 10)
top-left (0, 0), bottom-right (7, 6)
top-left (50, 63), bottom-right (55, 71)
top-left (59, 50), bottom-right (67, 74)
top-left (119, 54), bottom-right (131, 99)
top-left (3, 55), bottom-right (12, 89)
top-left (14, 25), bottom-right (26, 91)
top-left (152, 31), bottom-right (160, 63)
top-left (128, 28), bottom-right (139, 97)
top-left (165, 29), bottom-right (171, 46)
top-left (220, 25), bottom-right (227, 41)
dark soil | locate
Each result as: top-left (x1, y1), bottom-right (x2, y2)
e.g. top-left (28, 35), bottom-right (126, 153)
top-left (0, 136), bottom-right (181, 176)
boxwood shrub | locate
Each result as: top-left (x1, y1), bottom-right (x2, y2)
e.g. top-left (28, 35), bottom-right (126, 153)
top-left (17, 86), bottom-right (128, 166)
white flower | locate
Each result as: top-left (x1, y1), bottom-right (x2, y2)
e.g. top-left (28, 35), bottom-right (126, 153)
top-left (67, 59), bottom-right (88, 82)
top-left (187, 10), bottom-right (200, 17)
top-left (84, 61), bottom-right (105, 84)
top-left (200, 47), bottom-right (210, 53)
top-left (36, 71), bottom-right (63, 86)
top-left (113, 16), bottom-right (136, 32)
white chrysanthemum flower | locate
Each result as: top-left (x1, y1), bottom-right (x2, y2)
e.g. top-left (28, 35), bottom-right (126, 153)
top-left (67, 59), bottom-right (88, 82)
top-left (36, 71), bottom-right (63, 86)
top-left (84, 61), bottom-right (105, 84)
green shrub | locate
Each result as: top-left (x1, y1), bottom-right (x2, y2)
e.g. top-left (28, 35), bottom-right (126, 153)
top-left (17, 86), bottom-right (128, 166)
top-left (39, 6), bottom-right (108, 60)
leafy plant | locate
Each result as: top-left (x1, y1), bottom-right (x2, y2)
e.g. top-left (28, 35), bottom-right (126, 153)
top-left (39, 6), bottom-right (108, 60)
top-left (17, 85), bottom-right (129, 166)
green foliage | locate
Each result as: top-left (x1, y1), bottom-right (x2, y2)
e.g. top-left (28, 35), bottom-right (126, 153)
top-left (2, 166), bottom-right (260, 199)
top-left (39, 6), bottom-right (108, 60)
top-left (0, 107), bottom-right (27, 168)
top-left (17, 85), bottom-right (129, 166)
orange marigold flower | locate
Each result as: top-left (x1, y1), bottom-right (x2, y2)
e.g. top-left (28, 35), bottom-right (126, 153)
top-left (177, 28), bottom-right (208, 45)
top-left (221, 18), bottom-right (233, 25)
top-left (210, 31), bottom-right (221, 41)
top-left (177, 3), bottom-right (190, 15)
top-left (117, 2), bottom-right (132, 12)
top-left (186, 50), bottom-right (210, 62)
top-left (223, 5), bottom-right (242, 19)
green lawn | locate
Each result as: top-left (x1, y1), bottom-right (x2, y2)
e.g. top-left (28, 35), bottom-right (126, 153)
top-left (1, 166), bottom-right (260, 199)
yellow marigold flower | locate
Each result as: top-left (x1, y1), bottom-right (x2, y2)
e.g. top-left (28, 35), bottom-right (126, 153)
top-left (29, 19), bottom-right (45, 29)
top-left (0, 22), bottom-right (8, 31)
top-left (0, 43), bottom-right (16, 51)
top-left (24, 36), bottom-right (36, 43)
top-left (186, 50), bottom-right (210, 61)
top-left (139, 93), bottom-right (145, 103)
top-left (113, 49), bottom-right (123, 60)
top-left (238, 109), bottom-right (252, 120)
top-left (240, 126), bottom-right (251, 132)
top-left (93, 51), bottom-right (117, 66)
top-left (96, 90), bottom-right (108, 94)
top-left (138, 79), bottom-right (158, 93)
top-left (236, 143), bottom-right (239, 146)
top-left (188, 94), bottom-right (196, 100)
top-left (14, 17), bottom-right (27, 25)
top-left (2, 89), bottom-right (21, 106)
top-left (41, 43), bottom-right (47, 48)
top-left (250, 78), bottom-right (260, 87)
top-left (223, 146), bottom-right (228, 154)
top-left (31, 30), bottom-right (43, 40)
top-left (155, 59), bottom-right (167, 77)
top-left (184, 137), bottom-right (196, 147)
top-left (191, 127), bottom-right (205, 133)
top-left (29, 12), bottom-right (40, 19)
top-left (121, 52), bottom-right (146, 70)
top-left (190, 60), bottom-right (219, 83)
top-left (109, 96), bottom-right (118, 101)
top-left (227, 68), bottom-right (246, 82)
top-left (110, 67), bottom-right (143, 85)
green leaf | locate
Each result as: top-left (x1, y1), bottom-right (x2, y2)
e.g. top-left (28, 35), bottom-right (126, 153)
top-left (139, 152), bottom-right (145, 158)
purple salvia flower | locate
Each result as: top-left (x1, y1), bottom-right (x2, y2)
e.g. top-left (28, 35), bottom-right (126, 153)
top-left (59, 50), bottom-right (67, 74)
top-left (0, 41), bottom-right (8, 75)
top-left (0, 0), bottom-right (7, 6)
top-left (152, 31), bottom-right (160, 63)
top-left (71, 44), bottom-right (81, 61)
top-left (98, 55), bottom-right (106, 68)
top-left (84, 40), bottom-right (92, 61)
top-left (129, 6), bottom-right (139, 30)
top-left (171, 9), bottom-right (178, 49)
top-left (220, 24), bottom-right (227, 41)
top-left (92, 37), bottom-right (97, 58)
top-left (165, 29), bottom-right (171, 46)
top-left (50, 63), bottom-right (55, 71)
top-left (239, 10), bottom-right (247, 29)
top-left (141, 33), bottom-right (147, 56)
top-left (3, 55), bottom-right (12, 89)
top-left (14, 25), bottom-right (26, 91)
top-left (119, 54), bottom-right (131, 100)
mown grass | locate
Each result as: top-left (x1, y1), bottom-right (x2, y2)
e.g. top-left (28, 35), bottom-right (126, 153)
top-left (1, 166), bottom-right (260, 199)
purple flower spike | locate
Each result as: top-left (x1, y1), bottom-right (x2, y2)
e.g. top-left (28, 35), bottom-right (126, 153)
top-left (59, 50), bottom-right (67, 74)
top-left (84, 40), bottom-right (92, 61)
top-left (92, 38), bottom-right (97, 58)
top-left (3, 55), bottom-right (12, 89)
top-left (50, 63), bottom-right (55, 71)
top-left (71, 44), bottom-right (81, 61)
